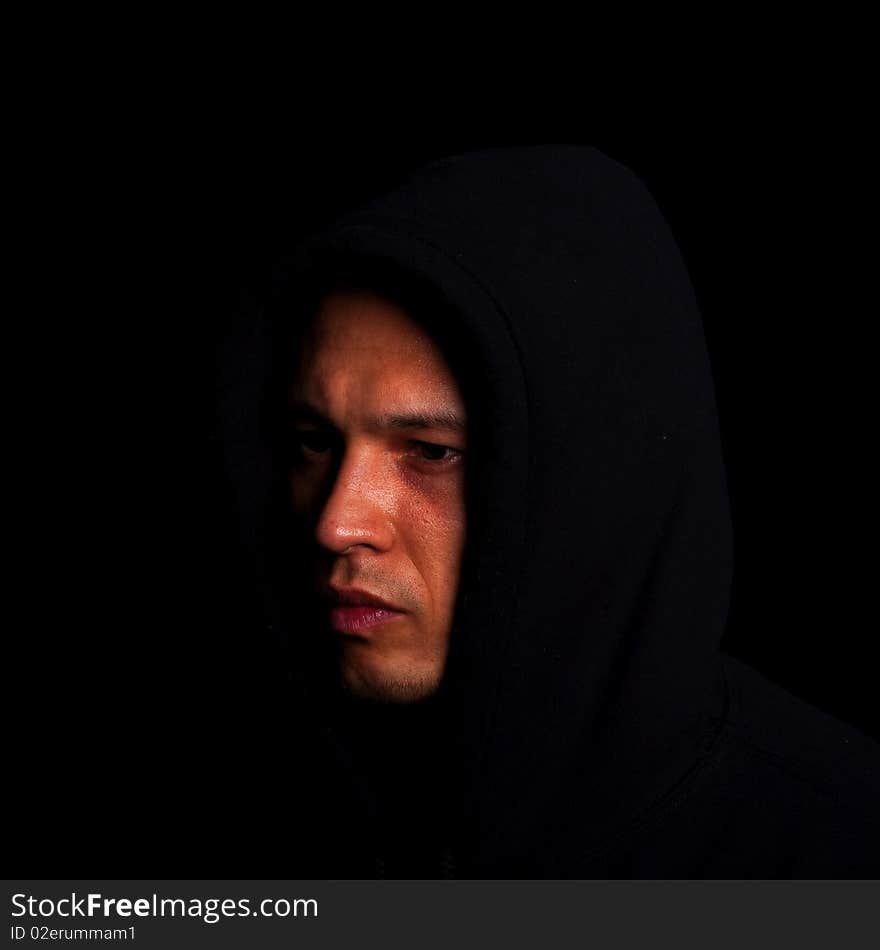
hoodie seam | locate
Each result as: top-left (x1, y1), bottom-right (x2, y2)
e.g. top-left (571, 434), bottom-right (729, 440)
top-left (576, 659), bottom-right (731, 868)
top-left (717, 727), bottom-right (876, 816)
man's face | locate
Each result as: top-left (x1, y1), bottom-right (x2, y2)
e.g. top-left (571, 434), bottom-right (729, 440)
top-left (288, 287), bottom-right (468, 703)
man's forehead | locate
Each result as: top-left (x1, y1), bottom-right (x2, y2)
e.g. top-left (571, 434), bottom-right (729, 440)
top-left (290, 286), bottom-right (468, 425)
top-left (307, 287), bottom-right (435, 350)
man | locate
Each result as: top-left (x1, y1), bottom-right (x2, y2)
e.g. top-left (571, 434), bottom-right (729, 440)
top-left (286, 285), bottom-right (468, 705)
top-left (219, 145), bottom-right (879, 877)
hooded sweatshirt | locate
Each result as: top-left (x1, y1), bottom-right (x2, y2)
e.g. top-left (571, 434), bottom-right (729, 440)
top-left (216, 145), bottom-right (880, 878)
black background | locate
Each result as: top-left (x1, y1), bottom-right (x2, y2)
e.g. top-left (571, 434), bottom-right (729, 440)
top-left (12, 99), bottom-right (876, 875)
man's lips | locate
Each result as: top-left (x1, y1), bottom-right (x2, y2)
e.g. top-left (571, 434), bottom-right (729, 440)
top-left (323, 587), bottom-right (406, 635)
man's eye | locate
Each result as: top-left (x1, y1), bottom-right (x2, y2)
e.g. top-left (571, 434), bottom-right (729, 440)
top-left (414, 441), bottom-right (462, 462)
top-left (294, 430), bottom-right (335, 456)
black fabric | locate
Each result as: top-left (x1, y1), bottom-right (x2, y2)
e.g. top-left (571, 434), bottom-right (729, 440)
top-left (216, 145), bottom-right (880, 877)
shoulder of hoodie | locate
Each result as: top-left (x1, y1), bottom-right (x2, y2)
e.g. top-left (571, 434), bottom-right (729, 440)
top-left (713, 653), bottom-right (880, 825)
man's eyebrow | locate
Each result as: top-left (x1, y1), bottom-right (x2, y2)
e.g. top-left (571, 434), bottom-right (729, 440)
top-left (380, 411), bottom-right (467, 433)
top-left (288, 401), bottom-right (466, 433)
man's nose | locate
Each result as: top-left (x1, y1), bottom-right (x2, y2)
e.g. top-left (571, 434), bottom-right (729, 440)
top-left (314, 448), bottom-right (395, 555)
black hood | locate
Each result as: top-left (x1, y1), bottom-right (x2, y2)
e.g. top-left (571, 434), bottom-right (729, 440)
top-left (216, 145), bottom-right (733, 875)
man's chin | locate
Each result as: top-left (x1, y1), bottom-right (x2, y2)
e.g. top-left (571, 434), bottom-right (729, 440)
top-left (339, 660), bottom-right (443, 704)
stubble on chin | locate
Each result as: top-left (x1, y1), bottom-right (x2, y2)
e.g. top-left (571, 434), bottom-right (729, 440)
top-left (338, 648), bottom-right (445, 704)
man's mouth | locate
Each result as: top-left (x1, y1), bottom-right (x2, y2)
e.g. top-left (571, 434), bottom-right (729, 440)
top-left (324, 587), bottom-right (406, 635)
